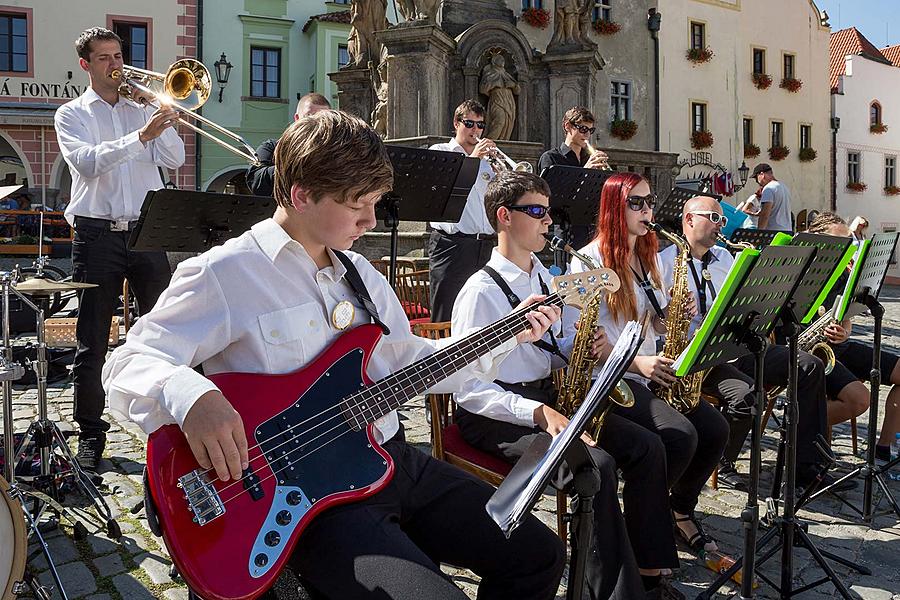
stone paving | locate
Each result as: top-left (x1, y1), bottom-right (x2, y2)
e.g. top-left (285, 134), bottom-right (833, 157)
top-left (4, 285), bottom-right (900, 599)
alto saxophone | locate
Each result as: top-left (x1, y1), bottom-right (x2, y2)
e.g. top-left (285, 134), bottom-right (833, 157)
top-left (797, 305), bottom-right (837, 375)
top-left (716, 233), bottom-right (754, 252)
top-left (544, 235), bottom-right (633, 439)
top-left (645, 222), bottom-right (705, 413)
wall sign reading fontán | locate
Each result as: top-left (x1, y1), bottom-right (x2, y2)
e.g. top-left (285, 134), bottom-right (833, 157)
top-left (1, 78), bottom-right (88, 99)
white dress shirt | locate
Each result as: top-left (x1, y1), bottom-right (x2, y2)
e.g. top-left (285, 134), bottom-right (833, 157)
top-left (658, 244), bottom-right (735, 336)
top-left (452, 249), bottom-right (574, 427)
top-left (102, 218), bottom-right (516, 442)
top-left (428, 138), bottom-right (495, 235)
top-left (54, 87), bottom-right (185, 226)
top-left (567, 240), bottom-right (668, 384)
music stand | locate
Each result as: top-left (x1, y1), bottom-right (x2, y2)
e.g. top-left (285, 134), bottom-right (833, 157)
top-left (129, 190), bottom-right (276, 252)
top-left (486, 320), bottom-right (643, 600)
top-left (653, 187), bottom-right (720, 234)
top-left (804, 232), bottom-right (900, 522)
top-left (377, 146), bottom-right (477, 285)
top-left (730, 228), bottom-right (788, 248)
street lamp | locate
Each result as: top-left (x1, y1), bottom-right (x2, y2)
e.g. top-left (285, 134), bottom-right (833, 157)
top-left (738, 161), bottom-right (750, 189)
top-left (213, 52), bottom-right (233, 102)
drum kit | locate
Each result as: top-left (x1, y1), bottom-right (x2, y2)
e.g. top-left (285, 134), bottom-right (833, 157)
top-left (0, 264), bottom-right (121, 599)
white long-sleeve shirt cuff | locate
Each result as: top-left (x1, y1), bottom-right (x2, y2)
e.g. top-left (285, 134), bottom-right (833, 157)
top-left (124, 129), bottom-right (145, 154)
top-left (513, 397), bottom-right (543, 425)
top-left (162, 365), bottom-right (221, 428)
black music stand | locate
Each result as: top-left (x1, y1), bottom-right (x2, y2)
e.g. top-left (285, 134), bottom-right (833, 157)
top-left (377, 146), bottom-right (477, 285)
top-left (804, 232), bottom-right (900, 522)
top-left (486, 320), bottom-right (643, 600)
top-left (129, 190), bottom-right (276, 252)
top-left (653, 187), bottom-right (720, 233)
top-left (730, 228), bottom-right (788, 248)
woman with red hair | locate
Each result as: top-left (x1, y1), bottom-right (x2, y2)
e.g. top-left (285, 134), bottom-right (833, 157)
top-left (569, 173), bottom-right (729, 572)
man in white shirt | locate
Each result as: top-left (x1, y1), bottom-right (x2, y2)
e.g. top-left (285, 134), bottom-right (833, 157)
top-left (751, 163), bottom-right (793, 231)
top-left (103, 111), bottom-right (565, 599)
top-left (453, 171), bottom-right (682, 600)
top-left (427, 99), bottom-right (499, 322)
top-left (54, 27), bottom-right (185, 469)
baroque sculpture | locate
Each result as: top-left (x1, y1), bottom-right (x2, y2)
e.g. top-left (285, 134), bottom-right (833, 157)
top-left (479, 53), bottom-right (519, 140)
top-left (550, 0), bottom-right (592, 47)
top-left (396, 0), bottom-right (441, 25)
top-left (348, 0), bottom-right (389, 67)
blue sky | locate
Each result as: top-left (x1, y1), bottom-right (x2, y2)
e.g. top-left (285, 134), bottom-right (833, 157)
top-left (816, 0), bottom-right (900, 47)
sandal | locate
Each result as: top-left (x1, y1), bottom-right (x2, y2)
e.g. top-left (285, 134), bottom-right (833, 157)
top-left (672, 510), bottom-right (717, 554)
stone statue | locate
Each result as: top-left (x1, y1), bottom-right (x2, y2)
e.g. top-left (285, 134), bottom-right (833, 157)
top-left (479, 54), bottom-right (519, 141)
top-left (550, 0), bottom-right (591, 47)
top-left (370, 54), bottom-right (388, 137)
top-left (396, 0), bottom-right (441, 24)
top-left (348, 0), bottom-right (388, 67)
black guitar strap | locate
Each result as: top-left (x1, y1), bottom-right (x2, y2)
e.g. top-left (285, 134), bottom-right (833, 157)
top-left (333, 251), bottom-right (391, 335)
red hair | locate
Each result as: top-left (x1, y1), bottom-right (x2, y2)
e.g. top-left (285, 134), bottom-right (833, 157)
top-left (591, 172), bottom-right (661, 322)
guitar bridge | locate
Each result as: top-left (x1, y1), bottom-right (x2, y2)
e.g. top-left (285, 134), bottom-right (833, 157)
top-left (179, 469), bottom-right (225, 526)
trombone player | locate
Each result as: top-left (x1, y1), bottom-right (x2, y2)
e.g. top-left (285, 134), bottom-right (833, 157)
top-left (54, 27), bottom-right (184, 472)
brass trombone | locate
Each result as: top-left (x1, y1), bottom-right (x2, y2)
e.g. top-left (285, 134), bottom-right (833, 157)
top-left (110, 60), bottom-right (261, 165)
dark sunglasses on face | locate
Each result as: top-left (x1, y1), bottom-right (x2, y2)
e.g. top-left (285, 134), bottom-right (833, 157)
top-left (460, 118), bottom-right (486, 130)
top-left (506, 204), bottom-right (551, 219)
top-left (570, 122), bottom-right (596, 135)
top-left (626, 193), bottom-right (657, 211)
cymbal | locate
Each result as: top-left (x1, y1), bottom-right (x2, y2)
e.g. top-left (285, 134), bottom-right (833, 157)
top-left (14, 278), bottom-right (98, 294)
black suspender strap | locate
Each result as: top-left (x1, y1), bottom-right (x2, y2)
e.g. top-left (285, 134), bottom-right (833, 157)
top-left (333, 251), bottom-right (391, 335)
top-left (630, 258), bottom-right (665, 319)
top-left (687, 251), bottom-right (717, 316)
top-left (482, 265), bottom-right (567, 364)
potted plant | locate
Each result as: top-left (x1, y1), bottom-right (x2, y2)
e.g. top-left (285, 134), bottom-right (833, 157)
top-left (744, 144), bottom-right (761, 158)
top-left (798, 147), bottom-right (817, 162)
top-left (870, 123), bottom-right (888, 134)
top-left (610, 119), bottom-right (638, 140)
top-left (780, 77), bottom-right (803, 92)
top-left (768, 145), bottom-right (790, 161)
top-left (691, 129), bottom-right (714, 149)
top-left (686, 47), bottom-right (714, 64)
top-left (884, 185), bottom-right (900, 196)
top-left (521, 7), bottom-right (550, 29)
top-left (752, 72), bottom-right (773, 90)
top-left (846, 181), bottom-right (867, 192)
top-left (592, 20), bottom-right (621, 35)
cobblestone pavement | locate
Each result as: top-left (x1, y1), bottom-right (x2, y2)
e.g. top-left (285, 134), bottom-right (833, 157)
top-left (5, 286), bottom-right (900, 599)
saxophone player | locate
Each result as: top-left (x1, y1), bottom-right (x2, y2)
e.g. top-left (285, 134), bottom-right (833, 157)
top-left (452, 171), bottom-right (682, 600)
top-left (660, 198), bottom-right (850, 493)
top-left (568, 175), bottom-right (729, 561)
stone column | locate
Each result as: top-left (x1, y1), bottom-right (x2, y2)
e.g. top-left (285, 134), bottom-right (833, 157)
top-left (542, 49), bottom-right (605, 149)
top-left (377, 25), bottom-right (456, 140)
top-left (329, 66), bottom-right (375, 122)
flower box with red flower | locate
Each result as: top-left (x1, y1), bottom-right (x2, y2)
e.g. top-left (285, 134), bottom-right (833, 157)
top-left (744, 144), bottom-right (761, 158)
top-left (884, 185), bottom-right (900, 196)
top-left (870, 123), bottom-right (888, 134)
top-left (846, 181), bottom-right (867, 192)
top-left (592, 20), bottom-right (621, 35)
top-left (780, 77), bottom-right (803, 92)
top-left (798, 147), bottom-right (817, 162)
top-left (691, 130), bottom-right (714, 149)
top-left (768, 145), bottom-right (790, 161)
top-left (752, 72), bottom-right (772, 90)
top-left (610, 119), bottom-right (638, 140)
top-left (686, 47), bottom-right (714, 64)
top-left (521, 7), bottom-right (550, 29)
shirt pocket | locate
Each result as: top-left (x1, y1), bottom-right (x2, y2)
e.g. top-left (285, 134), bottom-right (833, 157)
top-left (258, 302), bottom-right (327, 371)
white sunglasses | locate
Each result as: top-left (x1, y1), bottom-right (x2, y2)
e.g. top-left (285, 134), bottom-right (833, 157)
top-left (688, 210), bottom-right (727, 226)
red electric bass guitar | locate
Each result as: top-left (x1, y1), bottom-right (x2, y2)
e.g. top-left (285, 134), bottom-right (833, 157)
top-left (145, 269), bottom-right (616, 600)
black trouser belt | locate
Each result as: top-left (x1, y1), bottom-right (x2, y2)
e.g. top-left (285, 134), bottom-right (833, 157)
top-left (74, 216), bottom-right (137, 232)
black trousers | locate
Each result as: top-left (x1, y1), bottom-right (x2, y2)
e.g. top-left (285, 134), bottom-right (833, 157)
top-left (617, 380), bottom-right (729, 515)
top-left (826, 339), bottom-right (900, 397)
top-left (72, 220), bottom-right (171, 435)
top-left (288, 437), bottom-right (566, 600)
top-left (702, 346), bottom-right (827, 468)
top-left (426, 231), bottom-right (494, 323)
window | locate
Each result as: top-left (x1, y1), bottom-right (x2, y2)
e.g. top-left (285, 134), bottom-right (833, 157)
top-left (847, 151), bottom-right (861, 184)
top-left (610, 81), bottom-right (631, 120)
top-left (783, 54), bottom-right (795, 80)
top-left (771, 121), bottom-right (783, 147)
top-left (522, 0), bottom-right (544, 8)
top-left (0, 13), bottom-right (28, 73)
top-left (331, 0), bottom-right (351, 4)
top-left (871, 102), bottom-right (883, 126)
top-left (112, 22), bottom-right (148, 69)
top-left (752, 48), bottom-right (766, 75)
top-left (592, 1), bottom-right (612, 22)
top-left (691, 102), bottom-right (707, 132)
top-left (690, 21), bottom-right (705, 50)
top-left (250, 47), bottom-right (281, 98)
top-left (799, 124), bottom-right (811, 149)
top-left (337, 44), bottom-right (349, 69)
top-left (743, 118), bottom-right (753, 146)
top-left (886, 156), bottom-right (896, 188)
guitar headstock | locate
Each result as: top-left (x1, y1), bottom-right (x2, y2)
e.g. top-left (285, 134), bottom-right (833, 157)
top-left (552, 268), bottom-right (621, 310)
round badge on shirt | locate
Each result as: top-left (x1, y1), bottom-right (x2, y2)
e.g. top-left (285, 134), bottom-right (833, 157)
top-left (331, 300), bottom-right (355, 330)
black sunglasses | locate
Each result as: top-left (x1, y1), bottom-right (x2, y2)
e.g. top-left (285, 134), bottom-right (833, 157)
top-left (626, 193), bottom-right (657, 211)
top-left (570, 122), bottom-right (596, 135)
top-left (506, 204), bottom-right (551, 219)
top-left (460, 118), bottom-right (486, 130)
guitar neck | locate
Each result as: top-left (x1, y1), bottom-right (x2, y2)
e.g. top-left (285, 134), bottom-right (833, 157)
top-left (342, 293), bottom-right (564, 428)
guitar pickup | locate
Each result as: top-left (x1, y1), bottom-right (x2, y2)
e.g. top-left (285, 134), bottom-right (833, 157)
top-left (243, 467), bottom-right (264, 501)
top-left (179, 469), bottom-right (225, 526)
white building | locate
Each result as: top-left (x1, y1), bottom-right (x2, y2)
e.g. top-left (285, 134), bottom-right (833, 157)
top-left (831, 27), bottom-right (900, 283)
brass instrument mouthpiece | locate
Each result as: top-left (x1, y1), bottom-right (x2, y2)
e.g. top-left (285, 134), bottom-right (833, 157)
top-left (109, 69), bottom-right (122, 80)
top-left (642, 220), bottom-right (662, 232)
top-left (543, 233), bottom-right (564, 249)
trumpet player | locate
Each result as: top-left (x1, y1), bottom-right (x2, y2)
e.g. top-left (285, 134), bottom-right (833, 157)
top-left (53, 27), bottom-right (184, 472)
top-left (426, 99), bottom-right (498, 322)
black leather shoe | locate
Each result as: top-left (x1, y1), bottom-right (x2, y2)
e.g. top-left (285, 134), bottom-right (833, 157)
top-left (717, 461), bottom-right (749, 492)
top-left (76, 433), bottom-right (106, 471)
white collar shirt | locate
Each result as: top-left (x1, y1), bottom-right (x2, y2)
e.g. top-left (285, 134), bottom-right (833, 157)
top-left (658, 244), bottom-right (734, 336)
top-left (452, 249), bottom-right (574, 426)
top-left (427, 138), bottom-right (495, 235)
top-left (54, 87), bottom-right (186, 226)
top-left (102, 218), bottom-right (515, 443)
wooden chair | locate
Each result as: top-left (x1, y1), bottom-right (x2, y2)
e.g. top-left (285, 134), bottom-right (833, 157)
top-left (395, 269), bottom-right (431, 326)
top-left (370, 258), bottom-right (418, 279)
top-left (413, 321), bottom-right (568, 540)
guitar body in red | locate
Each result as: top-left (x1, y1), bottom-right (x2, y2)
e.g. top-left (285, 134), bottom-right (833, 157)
top-left (145, 324), bottom-right (394, 600)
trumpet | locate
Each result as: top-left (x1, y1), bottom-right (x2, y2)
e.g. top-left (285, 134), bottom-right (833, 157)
top-left (476, 135), bottom-right (533, 173)
top-left (110, 60), bottom-right (260, 165)
top-left (584, 142), bottom-right (610, 170)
